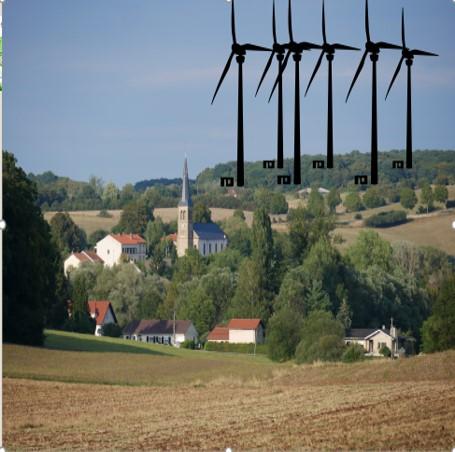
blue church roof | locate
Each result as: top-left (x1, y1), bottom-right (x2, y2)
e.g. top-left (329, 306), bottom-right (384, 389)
top-left (193, 222), bottom-right (227, 241)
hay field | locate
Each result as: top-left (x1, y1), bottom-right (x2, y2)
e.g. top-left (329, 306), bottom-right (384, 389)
top-left (4, 331), bottom-right (455, 450)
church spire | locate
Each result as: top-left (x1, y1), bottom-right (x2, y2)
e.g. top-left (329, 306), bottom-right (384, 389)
top-left (179, 157), bottom-right (192, 206)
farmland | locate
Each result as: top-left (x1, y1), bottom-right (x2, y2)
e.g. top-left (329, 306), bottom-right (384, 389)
top-left (3, 331), bottom-right (455, 450)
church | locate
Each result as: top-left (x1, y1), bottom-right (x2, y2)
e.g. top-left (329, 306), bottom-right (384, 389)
top-left (176, 158), bottom-right (228, 258)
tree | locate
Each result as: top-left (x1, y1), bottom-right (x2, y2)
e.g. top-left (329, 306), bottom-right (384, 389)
top-left (145, 218), bottom-right (166, 254)
top-left (420, 183), bottom-right (434, 213)
top-left (363, 187), bottom-right (386, 209)
top-left (336, 298), bottom-right (352, 332)
top-left (4, 152), bottom-right (67, 345)
top-left (233, 209), bottom-right (246, 221)
top-left (434, 185), bottom-right (448, 205)
top-left (295, 311), bottom-right (345, 364)
top-left (193, 202), bottom-right (212, 223)
top-left (88, 229), bottom-right (108, 248)
top-left (115, 198), bottom-right (153, 234)
top-left (266, 307), bottom-right (304, 362)
top-left (344, 192), bottom-right (364, 212)
top-left (50, 212), bottom-right (87, 256)
top-left (307, 187), bottom-right (325, 217)
top-left (347, 230), bottom-right (393, 273)
top-left (421, 275), bottom-right (455, 353)
top-left (326, 188), bottom-right (342, 213)
top-left (400, 188), bottom-right (417, 210)
top-left (102, 182), bottom-right (120, 208)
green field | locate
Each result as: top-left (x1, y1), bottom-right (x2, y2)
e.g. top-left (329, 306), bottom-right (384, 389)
top-left (4, 331), bottom-right (455, 450)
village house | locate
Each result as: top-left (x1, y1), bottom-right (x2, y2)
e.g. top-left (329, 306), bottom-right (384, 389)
top-left (207, 319), bottom-right (265, 344)
top-left (95, 233), bottom-right (147, 267)
top-left (176, 158), bottom-right (228, 257)
top-left (122, 319), bottom-right (198, 346)
top-left (345, 321), bottom-right (401, 357)
top-left (64, 250), bottom-right (104, 276)
top-left (88, 300), bottom-right (118, 336)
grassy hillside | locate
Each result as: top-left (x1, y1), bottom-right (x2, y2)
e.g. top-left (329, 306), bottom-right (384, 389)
top-left (4, 331), bottom-right (455, 450)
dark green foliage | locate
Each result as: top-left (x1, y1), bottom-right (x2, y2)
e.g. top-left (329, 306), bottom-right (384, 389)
top-left (100, 323), bottom-right (122, 337)
top-left (114, 198), bottom-right (153, 234)
top-left (97, 209), bottom-right (112, 218)
top-left (434, 185), bottom-right (448, 205)
top-left (400, 188), bottom-right (417, 210)
top-left (420, 183), bottom-right (434, 214)
top-left (326, 188), bottom-right (342, 213)
top-left (295, 311), bottom-right (345, 364)
top-left (446, 199), bottom-right (455, 209)
top-left (233, 209), bottom-right (246, 220)
top-left (337, 299), bottom-right (352, 332)
top-left (266, 307), bottom-right (304, 362)
top-left (379, 345), bottom-right (392, 357)
top-left (50, 212), bottom-right (87, 256)
top-left (421, 275), bottom-right (455, 353)
top-left (342, 344), bottom-right (365, 363)
top-left (363, 187), bottom-right (386, 209)
top-left (354, 213), bottom-right (363, 220)
top-left (193, 202), bottom-right (212, 223)
top-left (364, 210), bottom-right (408, 228)
top-left (204, 341), bottom-right (267, 354)
top-left (4, 152), bottom-right (66, 345)
top-left (180, 339), bottom-right (197, 349)
top-left (344, 192), bottom-right (364, 212)
top-left (254, 188), bottom-right (288, 214)
top-left (88, 229), bottom-right (108, 247)
top-left (63, 311), bottom-right (96, 334)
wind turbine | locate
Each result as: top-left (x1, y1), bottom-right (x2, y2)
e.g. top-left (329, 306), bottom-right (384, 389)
top-left (269, 0), bottom-right (322, 185)
top-left (385, 9), bottom-right (438, 169)
top-left (255, 0), bottom-right (290, 169)
top-left (211, 0), bottom-right (270, 187)
top-left (304, 0), bottom-right (359, 169)
top-left (345, 0), bottom-right (401, 185)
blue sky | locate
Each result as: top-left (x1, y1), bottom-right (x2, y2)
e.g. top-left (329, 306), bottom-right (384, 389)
top-left (4, 0), bottom-right (455, 185)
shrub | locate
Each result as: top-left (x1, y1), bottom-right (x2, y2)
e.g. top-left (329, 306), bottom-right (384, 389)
top-left (101, 323), bottom-right (122, 337)
top-left (342, 344), bottom-right (366, 363)
top-left (446, 199), bottom-right (455, 209)
top-left (364, 210), bottom-right (407, 228)
top-left (379, 345), bottom-right (391, 358)
top-left (97, 209), bottom-right (113, 218)
top-left (204, 341), bottom-right (267, 355)
top-left (354, 213), bottom-right (362, 220)
top-left (180, 339), bottom-right (196, 349)
top-left (63, 311), bottom-right (96, 334)
top-left (294, 311), bottom-right (345, 364)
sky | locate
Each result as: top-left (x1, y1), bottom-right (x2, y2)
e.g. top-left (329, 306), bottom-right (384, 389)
top-left (3, 0), bottom-right (455, 186)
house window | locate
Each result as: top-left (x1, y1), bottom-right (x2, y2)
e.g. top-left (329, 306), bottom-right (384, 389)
top-left (209, 243), bottom-right (212, 254)
top-left (220, 243), bottom-right (223, 251)
top-left (215, 243), bottom-right (218, 252)
top-left (203, 243), bottom-right (206, 255)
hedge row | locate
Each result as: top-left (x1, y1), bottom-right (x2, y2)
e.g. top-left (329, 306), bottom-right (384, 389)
top-left (204, 341), bottom-right (268, 355)
top-left (364, 210), bottom-right (408, 228)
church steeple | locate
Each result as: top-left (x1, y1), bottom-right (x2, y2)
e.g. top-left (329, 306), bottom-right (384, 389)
top-left (179, 158), bottom-right (192, 206)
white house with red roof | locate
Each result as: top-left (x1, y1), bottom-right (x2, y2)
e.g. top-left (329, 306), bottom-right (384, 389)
top-left (207, 319), bottom-right (265, 344)
top-left (64, 250), bottom-right (104, 276)
top-left (95, 233), bottom-right (147, 267)
top-left (88, 300), bottom-right (118, 336)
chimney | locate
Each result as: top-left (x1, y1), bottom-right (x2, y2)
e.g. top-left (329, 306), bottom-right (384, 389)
top-left (382, 325), bottom-right (385, 331)
top-left (390, 317), bottom-right (397, 338)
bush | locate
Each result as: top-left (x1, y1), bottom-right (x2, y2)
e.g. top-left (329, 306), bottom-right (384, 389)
top-left (342, 344), bottom-right (366, 363)
top-left (354, 213), bottom-right (362, 220)
top-left (101, 323), bottom-right (122, 337)
top-left (364, 210), bottom-right (407, 228)
top-left (180, 339), bottom-right (196, 349)
top-left (204, 341), bottom-right (267, 355)
top-left (266, 307), bottom-right (304, 362)
top-left (97, 209), bottom-right (113, 218)
top-left (379, 345), bottom-right (391, 357)
top-left (446, 199), bottom-right (455, 209)
top-left (294, 311), bottom-right (345, 364)
top-left (63, 311), bottom-right (96, 334)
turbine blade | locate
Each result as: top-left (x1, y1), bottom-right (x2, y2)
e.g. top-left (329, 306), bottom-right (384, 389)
top-left (332, 43), bottom-right (360, 51)
top-left (243, 44), bottom-right (271, 51)
top-left (298, 41), bottom-right (323, 50)
top-left (211, 52), bottom-right (235, 104)
top-left (231, 0), bottom-right (237, 44)
top-left (385, 56), bottom-right (404, 100)
top-left (377, 41), bottom-right (402, 50)
top-left (401, 8), bottom-right (406, 48)
top-left (365, 0), bottom-right (370, 42)
top-left (272, 0), bottom-right (278, 44)
top-left (269, 49), bottom-right (291, 102)
top-left (305, 50), bottom-right (325, 96)
top-left (412, 49), bottom-right (438, 57)
top-left (255, 51), bottom-right (275, 96)
top-left (322, 0), bottom-right (327, 44)
top-left (346, 49), bottom-right (368, 102)
top-left (288, 0), bottom-right (294, 42)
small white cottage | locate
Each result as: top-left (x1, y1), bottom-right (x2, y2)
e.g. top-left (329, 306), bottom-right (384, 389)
top-left (64, 250), bottom-right (104, 276)
top-left (95, 233), bottom-right (147, 267)
top-left (88, 300), bottom-right (118, 336)
top-left (207, 319), bottom-right (265, 344)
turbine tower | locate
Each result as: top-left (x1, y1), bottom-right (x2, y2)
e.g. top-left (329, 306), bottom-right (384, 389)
top-left (385, 9), bottom-right (438, 169)
top-left (304, 0), bottom-right (359, 169)
top-left (211, 0), bottom-right (270, 187)
top-left (345, 0), bottom-right (401, 185)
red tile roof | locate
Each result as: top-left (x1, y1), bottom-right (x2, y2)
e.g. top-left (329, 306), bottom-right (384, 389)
top-left (207, 326), bottom-right (229, 341)
top-left (110, 234), bottom-right (146, 245)
top-left (73, 250), bottom-right (104, 263)
top-left (88, 300), bottom-right (116, 326)
top-left (227, 319), bottom-right (262, 330)
top-left (161, 233), bottom-right (177, 242)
